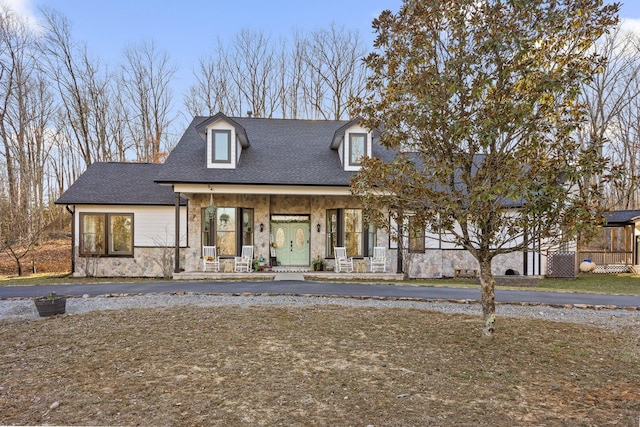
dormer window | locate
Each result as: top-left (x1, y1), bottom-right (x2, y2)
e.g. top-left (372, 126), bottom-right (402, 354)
top-left (331, 118), bottom-right (374, 172)
top-left (211, 129), bottom-right (231, 163)
top-left (349, 133), bottom-right (368, 166)
top-left (197, 113), bottom-right (250, 170)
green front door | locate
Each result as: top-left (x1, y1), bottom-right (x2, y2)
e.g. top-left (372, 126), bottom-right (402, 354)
top-left (272, 222), bottom-right (310, 266)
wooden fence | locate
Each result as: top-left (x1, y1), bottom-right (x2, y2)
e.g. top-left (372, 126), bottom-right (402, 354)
top-left (578, 251), bottom-right (633, 266)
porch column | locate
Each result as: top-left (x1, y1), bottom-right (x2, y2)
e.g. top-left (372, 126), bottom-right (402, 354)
top-left (174, 192), bottom-right (181, 274)
top-left (397, 212), bottom-right (404, 273)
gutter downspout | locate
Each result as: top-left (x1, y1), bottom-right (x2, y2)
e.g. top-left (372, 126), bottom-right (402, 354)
top-left (65, 205), bottom-right (75, 273)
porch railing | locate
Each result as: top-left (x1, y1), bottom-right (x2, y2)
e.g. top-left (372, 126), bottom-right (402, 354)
top-left (578, 251), bottom-right (633, 266)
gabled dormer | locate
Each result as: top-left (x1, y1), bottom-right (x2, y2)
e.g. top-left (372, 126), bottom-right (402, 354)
top-left (330, 117), bottom-right (373, 172)
top-left (196, 112), bottom-right (250, 169)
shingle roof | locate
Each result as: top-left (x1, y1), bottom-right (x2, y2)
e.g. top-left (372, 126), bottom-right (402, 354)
top-left (604, 209), bottom-right (640, 226)
top-left (55, 163), bottom-right (183, 206)
top-left (155, 116), bottom-right (394, 186)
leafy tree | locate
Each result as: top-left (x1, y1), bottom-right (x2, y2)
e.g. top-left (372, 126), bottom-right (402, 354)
top-left (352, 0), bottom-right (619, 336)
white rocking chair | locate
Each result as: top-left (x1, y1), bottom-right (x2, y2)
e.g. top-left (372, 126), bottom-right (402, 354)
top-left (370, 246), bottom-right (386, 272)
top-left (334, 246), bottom-right (354, 273)
top-left (234, 245), bottom-right (254, 272)
top-left (202, 246), bottom-right (220, 272)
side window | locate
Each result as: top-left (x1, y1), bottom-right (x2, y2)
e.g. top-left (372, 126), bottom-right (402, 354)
top-left (326, 209), bottom-right (338, 257)
top-left (241, 209), bottom-right (254, 247)
top-left (344, 209), bottom-right (363, 256)
top-left (81, 214), bottom-right (105, 255)
top-left (408, 216), bottom-right (425, 253)
top-left (109, 214), bottom-right (133, 254)
top-left (202, 207), bottom-right (216, 247)
top-left (216, 207), bottom-right (236, 256)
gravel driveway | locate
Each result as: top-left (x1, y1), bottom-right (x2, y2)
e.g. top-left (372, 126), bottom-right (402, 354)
top-left (2, 293), bottom-right (639, 331)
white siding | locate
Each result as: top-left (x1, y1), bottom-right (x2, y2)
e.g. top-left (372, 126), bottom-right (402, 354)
top-left (205, 120), bottom-right (236, 169)
top-left (425, 229), bottom-right (441, 249)
top-left (134, 206), bottom-right (188, 246)
top-left (344, 124), bottom-right (373, 172)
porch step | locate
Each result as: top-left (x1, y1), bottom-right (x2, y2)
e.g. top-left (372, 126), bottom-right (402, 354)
top-left (274, 272), bottom-right (305, 281)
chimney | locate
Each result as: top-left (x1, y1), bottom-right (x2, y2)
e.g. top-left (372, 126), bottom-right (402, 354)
top-left (247, 111), bottom-right (253, 118)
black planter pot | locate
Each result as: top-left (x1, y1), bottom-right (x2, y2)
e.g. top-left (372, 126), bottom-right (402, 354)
top-left (34, 294), bottom-right (66, 317)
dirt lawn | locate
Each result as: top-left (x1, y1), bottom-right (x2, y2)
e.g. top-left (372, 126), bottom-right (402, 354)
top-left (1, 304), bottom-right (639, 426)
top-left (0, 237), bottom-right (71, 276)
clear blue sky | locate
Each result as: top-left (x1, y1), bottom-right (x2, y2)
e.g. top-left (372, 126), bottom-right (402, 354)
top-left (29, 0), bottom-right (403, 94)
top-left (7, 0), bottom-right (639, 129)
top-left (24, 0), bottom-right (638, 92)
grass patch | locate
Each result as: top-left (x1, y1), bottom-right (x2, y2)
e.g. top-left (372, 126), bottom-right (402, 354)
top-left (538, 273), bottom-right (640, 295)
top-left (1, 305), bottom-right (638, 425)
top-left (408, 274), bottom-right (640, 296)
top-left (0, 273), bottom-right (162, 287)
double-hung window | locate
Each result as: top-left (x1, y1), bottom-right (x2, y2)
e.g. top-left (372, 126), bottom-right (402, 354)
top-left (211, 129), bottom-right (231, 163)
top-left (80, 213), bottom-right (133, 256)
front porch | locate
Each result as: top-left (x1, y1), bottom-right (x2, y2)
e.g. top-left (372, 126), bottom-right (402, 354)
top-left (577, 209), bottom-right (640, 274)
top-left (173, 268), bottom-right (403, 281)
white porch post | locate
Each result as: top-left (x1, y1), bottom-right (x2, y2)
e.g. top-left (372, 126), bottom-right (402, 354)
top-left (174, 192), bottom-right (181, 274)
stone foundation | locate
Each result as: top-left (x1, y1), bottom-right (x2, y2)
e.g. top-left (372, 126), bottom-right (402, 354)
top-left (74, 247), bottom-right (185, 278)
top-left (405, 250), bottom-right (524, 279)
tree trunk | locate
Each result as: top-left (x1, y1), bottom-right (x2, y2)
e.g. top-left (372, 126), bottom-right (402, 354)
top-left (478, 258), bottom-right (496, 337)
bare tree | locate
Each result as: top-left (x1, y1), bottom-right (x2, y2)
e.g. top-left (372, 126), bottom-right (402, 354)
top-left (0, 6), bottom-right (56, 273)
top-left (282, 30), bottom-right (308, 119)
top-left (607, 72), bottom-right (640, 209)
top-left (0, 5), bottom-right (30, 214)
top-left (578, 25), bottom-right (640, 210)
top-left (184, 45), bottom-right (238, 117)
top-left (120, 40), bottom-right (177, 163)
top-left (40, 8), bottom-right (91, 167)
top-left (187, 26), bottom-right (369, 121)
top-left (303, 23), bottom-right (367, 120)
top-left (225, 29), bottom-right (280, 118)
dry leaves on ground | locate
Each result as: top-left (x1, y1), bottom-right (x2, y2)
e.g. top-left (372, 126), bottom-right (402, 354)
top-left (0, 237), bottom-right (71, 276)
top-left (1, 305), bottom-right (639, 426)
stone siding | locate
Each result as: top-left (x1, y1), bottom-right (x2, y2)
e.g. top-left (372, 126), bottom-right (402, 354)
top-left (74, 247), bottom-right (185, 278)
top-left (404, 249), bottom-right (524, 279)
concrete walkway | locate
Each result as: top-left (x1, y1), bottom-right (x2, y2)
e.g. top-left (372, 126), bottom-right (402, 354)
top-left (274, 272), bottom-right (305, 281)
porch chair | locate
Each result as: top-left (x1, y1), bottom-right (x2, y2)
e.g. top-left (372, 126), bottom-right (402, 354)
top-left (334, 246), bottom-right (354, 273)
top-left (234, 245), bottom-right (254, 272)
top-left (202, 246), bottom-right (220, 272)
top-left (370, 246), bottom-right (386, 272)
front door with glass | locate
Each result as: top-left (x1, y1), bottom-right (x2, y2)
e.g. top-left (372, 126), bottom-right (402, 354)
top-left (271, 220), bottom-right (310, 266)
